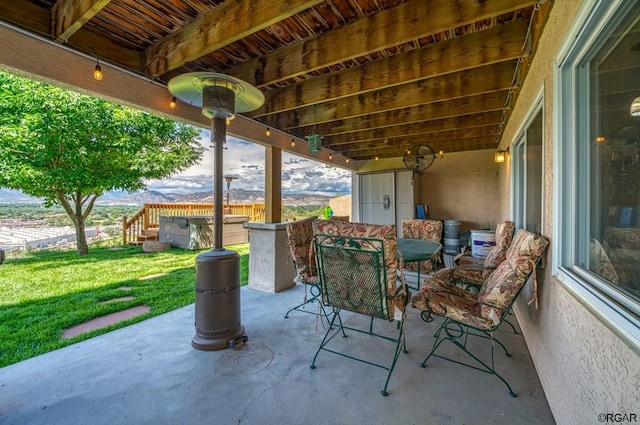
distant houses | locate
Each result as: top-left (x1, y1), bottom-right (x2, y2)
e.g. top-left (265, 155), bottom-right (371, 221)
top-left (0, 226), bottom-right (98, 252)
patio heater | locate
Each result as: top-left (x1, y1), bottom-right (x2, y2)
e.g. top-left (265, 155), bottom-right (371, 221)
top-left (223, 174), bottom-right (238, 215)
top-left (168, 73), bottom-right (264, 350)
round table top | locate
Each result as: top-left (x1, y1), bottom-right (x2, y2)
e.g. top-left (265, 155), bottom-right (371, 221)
top-left (397, 238), bottom-right (442, 263)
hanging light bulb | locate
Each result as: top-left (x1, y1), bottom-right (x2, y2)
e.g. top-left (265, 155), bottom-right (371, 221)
top-left (329, 152), bottom-right (333, 160)
top-left (93, 59), bottom-right (103, 81)
top-left (345, 157), bottom-right (350, 163)
top-left (630, 96), bottom-right (640, 116)
top-left (439, 149), bottom-right (444, 159)
top-left (291, 138), bottom-right (295, 147)
top-left (169, 96), bottom-right (177, 109)
top-left (375, 156), bottom-right (379, 161)
top-left (265, 128), bottom-right (271, 136)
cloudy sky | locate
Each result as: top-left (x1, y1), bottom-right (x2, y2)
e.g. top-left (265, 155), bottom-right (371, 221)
top-left (145, 130), bottom-right (352, 196)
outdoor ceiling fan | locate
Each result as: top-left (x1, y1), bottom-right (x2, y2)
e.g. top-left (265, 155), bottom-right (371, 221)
top-left (403, 144), bottom-right (436, 177)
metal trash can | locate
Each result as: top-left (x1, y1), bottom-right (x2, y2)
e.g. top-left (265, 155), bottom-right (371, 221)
top-left (192, 249), bottom-right (247, 350)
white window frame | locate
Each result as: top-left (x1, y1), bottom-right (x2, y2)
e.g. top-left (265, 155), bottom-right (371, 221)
top-left (554, 0), bottom-right (640, 351)
top-left (511, 94), bottom-right (544, 235)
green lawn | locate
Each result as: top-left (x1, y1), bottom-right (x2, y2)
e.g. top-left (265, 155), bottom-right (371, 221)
top-left (0, 242), bottom-right (249, 368)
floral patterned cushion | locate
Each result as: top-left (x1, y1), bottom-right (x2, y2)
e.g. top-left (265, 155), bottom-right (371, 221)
top-left (412, 288), bottom-right (496, 330)
top-left (603, 227), bottom-right (640, 284)
top-left (454, 221), bottom-right (515, 273)
top-left (589, 238), bottom-right (619, 284)
top-left (401, 218), bottom-right (443, 273)
top-left (483, 221), bottom-right (515, 269)
top-left (285, 217), bottom-right (317, 283)
top-left (477, 230), bottom-right (549, 323)
top-left (313, 219), bottom-right (406, 318)
top-left (412, 229), bottom-right (549, 330)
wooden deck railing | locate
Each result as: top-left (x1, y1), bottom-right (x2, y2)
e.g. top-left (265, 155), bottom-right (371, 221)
top-left (122, 203), bottom-right (266, 245)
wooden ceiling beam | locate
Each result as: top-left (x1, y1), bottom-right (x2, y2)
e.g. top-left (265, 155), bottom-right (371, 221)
top-left (228, 0), bottom-right (535, 88)
top-left (329, 126), bottom-right (499, 152)
top-left (255, 19), bottom-right (528, 116)
top-left (66, 28), bottom-right (144, 70)
top-left (346, 138), bottom-right (497, 160)
top-left (52, 0), bottom-right (113, 42)
top-left (145, 0), bottom-right (324, 78)
top-left (0, 1), bottom-right (142, 72)
top-left (291, 91), bottom-right (509, 136)
top-left (321, 111), bottom-right (504, 145)
top-left (266, 61), bottom-right (516, 130)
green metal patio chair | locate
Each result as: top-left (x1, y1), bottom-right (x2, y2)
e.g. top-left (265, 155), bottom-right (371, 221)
top-left (310, 219), bottom-right (410, 396)
top-left (412, 229), bottom-right (549, 397)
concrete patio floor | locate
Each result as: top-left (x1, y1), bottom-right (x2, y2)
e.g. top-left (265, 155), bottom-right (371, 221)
top-left (0, 284), bottom-right (555, 425)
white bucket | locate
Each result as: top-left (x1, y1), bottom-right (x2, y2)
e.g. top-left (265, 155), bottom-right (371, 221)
top-left (443, 237), bottom-right (461, 254)
top-left (443, 220), bottom-right (461, 239)
top-left (471, 230), bottom-right (496, 258)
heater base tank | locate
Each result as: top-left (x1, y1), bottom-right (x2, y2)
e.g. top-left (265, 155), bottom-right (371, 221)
top-left (192, 249), bottom-right (246, 351)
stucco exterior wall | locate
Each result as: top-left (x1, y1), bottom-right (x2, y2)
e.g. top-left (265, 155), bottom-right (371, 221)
top-left (500, 1), bottom-right (640, 424)
top-left (329, 194), bottom-right (352, 219)
top-left (420, 149), bottom-right (499, 232)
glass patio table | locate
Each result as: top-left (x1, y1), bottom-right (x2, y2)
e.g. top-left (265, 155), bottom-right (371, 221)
top-left (397, 238), bottom-right (443, 290)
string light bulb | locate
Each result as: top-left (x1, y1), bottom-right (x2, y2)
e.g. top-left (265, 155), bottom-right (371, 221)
top-left (375, 156), bottom-right (379, 161)
top-left (329, 152), bottom-right (333, 160)
top-left (93, 59), bottom-right (103, 81)
top-left (265, 128), bottom-right (271, 136)
top-left (345, 157), bottom-right (350, 163)
top-left (630, 96), bottom-right (640, 116)
top-left (226, 118), bottom-right (231, 125)
top-left (439, 149), bottom-right (444, 159)
top-left (169, 96), bottom-right (177, 109)
top-left (291, 138), bottom-right (295, 147)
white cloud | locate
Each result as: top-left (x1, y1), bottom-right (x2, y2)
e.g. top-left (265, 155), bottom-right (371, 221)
top-left (146, 132), bottom-right (352, 196)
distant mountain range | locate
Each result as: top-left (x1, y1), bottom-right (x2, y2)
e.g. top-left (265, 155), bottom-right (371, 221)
top-left (0, 188), bottom-right (336, 206)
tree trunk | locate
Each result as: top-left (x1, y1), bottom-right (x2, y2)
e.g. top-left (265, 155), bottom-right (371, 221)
top-left (75, 217), bottom-right (89, 256)
top-left (55, 190), bottom-right (97, 257)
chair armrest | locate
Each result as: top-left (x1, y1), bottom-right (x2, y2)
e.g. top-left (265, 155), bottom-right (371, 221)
top-left (456, 255), bottom-right (485, 269)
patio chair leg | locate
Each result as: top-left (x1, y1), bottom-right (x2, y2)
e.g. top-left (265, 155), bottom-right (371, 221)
top-left (504, 316), bottom-right (520, 334)
top-left (381, 319), bottom-right (406, 396)
top-left (310, 309), bottom-right (348, 369)
top-left (284, 283), bottom-right (333, 327)
top-left (419, 319), bottom-right (517, 397)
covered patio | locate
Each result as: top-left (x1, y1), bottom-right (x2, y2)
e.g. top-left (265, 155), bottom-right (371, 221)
top-left (0, 284), bottom-right (553, 425)
top-left (1, 1), bottom-right (639, 424)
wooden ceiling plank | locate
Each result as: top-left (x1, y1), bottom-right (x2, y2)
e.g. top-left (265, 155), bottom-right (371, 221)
top-left (145, 0), bottom-right (325, 78)
top-left (323, 111), bottom-right (504, 145)
top-left (228, 0), bottom-right (536, 87)
top-left (267, 61), bottom-right (515, 129)
top-left (347, 137), bottom-right (497, 160)
top-left (292, 91), bottom-right (509, 136)
top-left (256, 19), bottom-right (528, 116)
top-left (52, 0), bottom-right (113, 42)
top-left (330, 125), bottom-right (499, 152)
top-left (0, 2), bottom-right (50, 34)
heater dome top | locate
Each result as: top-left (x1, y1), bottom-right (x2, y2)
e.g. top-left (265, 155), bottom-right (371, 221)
top-left (168, 72), bottom-right (265, 113)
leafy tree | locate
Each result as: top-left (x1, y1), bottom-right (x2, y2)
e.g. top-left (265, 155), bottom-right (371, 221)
top-left (0, 72), bottom-right (204, 255)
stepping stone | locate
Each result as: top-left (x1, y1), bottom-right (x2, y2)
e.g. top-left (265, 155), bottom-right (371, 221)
top-left (139, 273), bottom-right (168, 281)
top-left (99, 296), bottom-right (135, 304)
top-left (118, 286), bottom-right (133, 291)
top-left (62, 306), bottom-right (150, 339)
